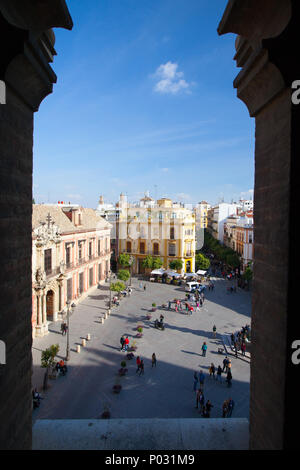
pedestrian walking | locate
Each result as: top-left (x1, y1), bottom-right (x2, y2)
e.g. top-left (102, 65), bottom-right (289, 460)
top-left (226, 370), bottom-right (232, 387)
top-left (196, 301), bottom-right (200, 311)
top-left (234, 341), bottom-right (238, 357)
top-left (193, 371), bottom-right (198, 391)
top-left (144, 284), bottom-right (146, 291)
top-left (241, 342), bottom-right (246, 356)
top-left (209, 363), bottom-right (215, 379)
top-left (204, 400), bottom-right (213, 417)
top-left (60, 322), bottom-right (65, 335)
top-left (138, 359), bottom-right (144, 375)
top-left (136, 356), bottom-right (141, 373)
top-left (151, 353), bottom-right (157, 368)
top-left (198, 370), bottom-right (205, 390)
top-left (222, 399), bottom-right (228, 418)
top-left (212, 325), bottom-right (217, 338)
top-left (199, 298), bottom-right (203, 307)
top-left (216, 365), bottom-right (222, 382)
top-left (227, 398), bottom-right (234, 417)
top-left (195, 388), bottom-right (202, 409)
top-left (223, 356), bottom-right (229, 372)
top-left (201, 342), bottom-right (207, 357)
top-left (124, 336), bottom-right (129, 352)
top-left (120, 335), bottom-right (125, 351)
top-left (227, 359), bottom-right (232, 372)
top-left (139, 282), bottom-right (143, 289)
top-left (231, 333), bottom-right (235, 345)
top-left (199, 392), bottom-right (205, 414)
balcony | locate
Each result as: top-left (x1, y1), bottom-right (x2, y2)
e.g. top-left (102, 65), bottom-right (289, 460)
top-left (45, 267), bottom-right (60, 279)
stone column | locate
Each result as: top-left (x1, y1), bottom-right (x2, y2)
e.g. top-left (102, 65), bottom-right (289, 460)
top-left (42, 291), bottom-right (48, 335)
top-left (0, 0), bottom-right (72, 450)
top-left (35, 293), bottom-right (43, 337)
top-left (218, 0), bottom-right (300, 450)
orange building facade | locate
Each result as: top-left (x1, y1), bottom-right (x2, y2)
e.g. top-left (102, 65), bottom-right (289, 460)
top-left (32, 204), bottom-right (111, 337)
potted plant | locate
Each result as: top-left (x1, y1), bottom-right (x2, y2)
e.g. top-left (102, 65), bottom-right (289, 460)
top-left (146, 312), bottom-right (152, 320)
top-left (151, 303), bottom-right (157, 312)
top-left (41, 344), bottom-right (60, 390)
top-left (118, 360), bottom-right (128, 376)
top-left (136, 327), bottom-right (143, 338)
top-left (112, 377), bottom-right (122, 393)
top-left (101, 403), bottom-right (111, 419)
top-left (130, 340), bottom-right (137, 351)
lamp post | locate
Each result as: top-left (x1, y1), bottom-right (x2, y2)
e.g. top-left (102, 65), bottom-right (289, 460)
top-left (129, 255), bottom-right (134, 286)
top-left (65, 300), bottom-right (72, 361)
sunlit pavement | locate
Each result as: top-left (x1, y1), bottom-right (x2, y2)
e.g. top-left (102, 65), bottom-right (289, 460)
top-left (32, 277), bottom-right (251, 421)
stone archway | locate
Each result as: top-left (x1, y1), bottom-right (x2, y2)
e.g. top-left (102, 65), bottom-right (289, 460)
top-left (186, 261), bottom-right (191, 273)
top-left (46, 290), bottom-right (55, 321)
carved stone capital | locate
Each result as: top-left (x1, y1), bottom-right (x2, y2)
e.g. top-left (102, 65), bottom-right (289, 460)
top-left (0, 0), bottom-right (73, 111)
top-left (217, 0), bottom-right (297, 116)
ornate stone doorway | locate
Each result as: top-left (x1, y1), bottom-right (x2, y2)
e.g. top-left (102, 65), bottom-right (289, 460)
top-left (46, 290), bottom-right (55, 320)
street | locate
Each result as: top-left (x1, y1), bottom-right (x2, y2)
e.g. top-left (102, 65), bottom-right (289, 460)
top-left (32, 276), bottom-right (251, 421)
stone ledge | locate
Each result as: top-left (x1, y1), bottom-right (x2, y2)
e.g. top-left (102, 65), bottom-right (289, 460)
top-left (33, 418), bottom-right (249, 450)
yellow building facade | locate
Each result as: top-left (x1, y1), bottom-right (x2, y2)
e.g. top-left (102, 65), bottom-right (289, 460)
top-left (117, 196), bottom-right (196, 274)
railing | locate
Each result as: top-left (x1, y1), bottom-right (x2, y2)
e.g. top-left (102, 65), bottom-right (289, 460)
top-left (45, 267), bottom-right (60, 278)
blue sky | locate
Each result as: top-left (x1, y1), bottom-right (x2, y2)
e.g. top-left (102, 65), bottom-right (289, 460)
top-left (33, 0), bottom-right (254, 208)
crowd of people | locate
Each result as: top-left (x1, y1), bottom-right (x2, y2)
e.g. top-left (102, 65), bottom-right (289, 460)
top-left (231, 324), bottom-right (251, 357)
top-left (193, 356), bottom-right (234, 418)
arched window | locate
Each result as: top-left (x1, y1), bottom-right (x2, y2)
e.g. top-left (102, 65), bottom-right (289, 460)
top-left (153, 243), bottom-right (159, 255)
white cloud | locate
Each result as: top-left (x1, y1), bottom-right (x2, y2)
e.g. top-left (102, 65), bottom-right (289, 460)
top-left (153, 62), bottom-right (191, 95)
top-left (160, 167), bottom-right (169, 172)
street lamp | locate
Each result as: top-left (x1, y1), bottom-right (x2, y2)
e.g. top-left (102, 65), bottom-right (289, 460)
top-left (129, 255), bottom-right (134, 286)
top-left (65, 300), bottom-right (73, 361)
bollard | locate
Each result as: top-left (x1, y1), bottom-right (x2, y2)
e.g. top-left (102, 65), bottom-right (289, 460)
top-left (82, 338), bottom-right (86, 347)
top-left (104, 313), bottom-right (107, 320)
top-left (107, 309), bottom-right (111, 316)
top-left (87, 333), bottom-right (91, 341)
top-left (100, 317), bottom-right (104, 324)
top-left (76, 345), bottom-right (81, 353)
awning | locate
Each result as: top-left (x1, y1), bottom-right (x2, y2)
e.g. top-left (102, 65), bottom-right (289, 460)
top-left (165, 270), bottom-right (181, 278)
top-left (196, 270), bottom-right (208, 275)
top-left (151, 268), bottom-right (166, 275)
top-left (185, 272), bottom-right (197, 278)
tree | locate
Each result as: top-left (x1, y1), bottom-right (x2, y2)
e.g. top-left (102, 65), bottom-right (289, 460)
top-left (195, 253), bottom-right (210, 271)
top-left (226, 253), bottom-right (240, 269)
top-left (152, 257), bottom-right (163, 269)
top-left (243, 264), bottom-right (253, 281)
top-left (117, 269), bottom-right (130, 282)
top-left (118, 253), bottom-right (131, 267)
top-left (41, 344), bottom-right (60, 390)
top-left (169, 259), bottom-right (183, 271)
top-left (142, 255), bottom-right (153, 269)
top-left (110, 281), bottom-right (126, 294)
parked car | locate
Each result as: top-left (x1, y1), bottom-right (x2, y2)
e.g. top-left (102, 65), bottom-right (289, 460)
top-left (185, 281), bottom-right (201, 292)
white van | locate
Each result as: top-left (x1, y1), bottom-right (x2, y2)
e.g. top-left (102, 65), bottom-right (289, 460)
top-left (185, 281), bottom-right (201, 292)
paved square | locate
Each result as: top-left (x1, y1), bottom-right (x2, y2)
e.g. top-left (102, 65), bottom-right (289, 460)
top-left (32, 277), bottom-right (251, 421)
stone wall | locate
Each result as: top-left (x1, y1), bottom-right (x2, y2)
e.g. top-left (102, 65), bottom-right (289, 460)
top-left (0, 0), bottom-right (72, 449)
top-left (218, 0), bottom-right (300, 449)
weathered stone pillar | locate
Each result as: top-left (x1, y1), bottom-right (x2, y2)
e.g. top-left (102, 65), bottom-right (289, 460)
top-left (0, 0), bottom-right (72, 450)
top-left (218, 0), bottom-right (300, 449)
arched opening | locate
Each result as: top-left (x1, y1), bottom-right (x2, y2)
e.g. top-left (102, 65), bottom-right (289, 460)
top-left (186, 260), bottom-right (191, 273)
top-left (153, 242), bottom-right (159, 255)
